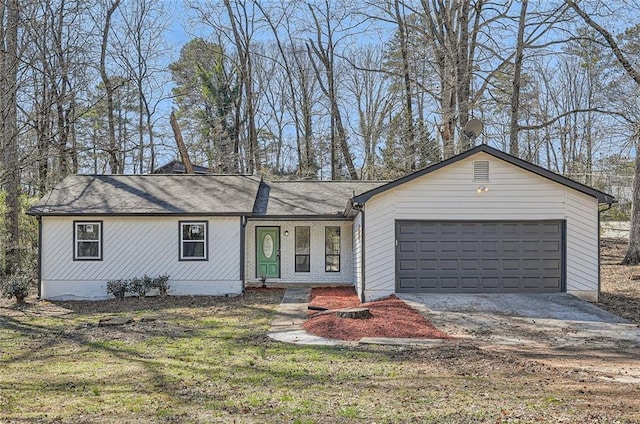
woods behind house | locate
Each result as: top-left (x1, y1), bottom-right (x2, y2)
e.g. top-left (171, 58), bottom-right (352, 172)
top-left (1, 1), bottom-right (640, 274)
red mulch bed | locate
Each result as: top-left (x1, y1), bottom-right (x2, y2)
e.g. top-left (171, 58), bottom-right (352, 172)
top-left (303, 287), bottom-right (452, 341)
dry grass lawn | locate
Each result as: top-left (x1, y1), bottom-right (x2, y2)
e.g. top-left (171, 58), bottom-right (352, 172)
top-left (1, 241), bottom-right (639, 423)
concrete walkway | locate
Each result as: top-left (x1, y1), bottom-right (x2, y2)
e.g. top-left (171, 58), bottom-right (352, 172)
top-left (267, 288), bottom-right (341, 345)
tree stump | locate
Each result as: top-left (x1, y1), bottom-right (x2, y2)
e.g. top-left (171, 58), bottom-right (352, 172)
top-left (336, 308), bottom-right (372, 319)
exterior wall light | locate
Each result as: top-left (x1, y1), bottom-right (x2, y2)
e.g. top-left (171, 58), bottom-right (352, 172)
top-left (477, 185), bottom-right (489, 193)
top-left (284, 230), bottom-right (289, 236)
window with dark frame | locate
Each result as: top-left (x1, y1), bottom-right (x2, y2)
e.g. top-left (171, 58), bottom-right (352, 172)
top-left (180, 221), bottom-right (208, 260)
top-left (295, 226), bottom-right (310, 272)
top-left (74, 221), bottom-right (102, 260)
top-left (325, 226), bottom-right (340, 272)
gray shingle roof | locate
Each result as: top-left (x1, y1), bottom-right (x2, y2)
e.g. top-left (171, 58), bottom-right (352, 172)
top-left (28, 174), bottom-right (262, 215)
top-left (260, 181), bottom-right (387, 216)
top-left (28, 175), bottom-right (385, 217)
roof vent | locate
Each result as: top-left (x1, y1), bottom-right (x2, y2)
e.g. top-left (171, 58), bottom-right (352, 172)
top-left (473, 160), bottom-right (489, 182)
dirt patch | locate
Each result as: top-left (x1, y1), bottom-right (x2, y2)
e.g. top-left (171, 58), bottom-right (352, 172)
top-left (303, 287), bottom-right (451, 341)
top-left (598, 238), bottom-right (640, 323)
top-left (0, 288), bottom-right (285, 345)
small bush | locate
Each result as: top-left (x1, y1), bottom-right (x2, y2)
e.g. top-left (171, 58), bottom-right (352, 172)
top-left (106, 274), bottom-right (170, 299)
top-left (106, 279), bottom-right (129, 300)
top-left (150, 274), bottom-right (170, 297)
top-left (0, 272), bottom-right (31, 305)
top-left (128, 277), bottom-right (147, 298)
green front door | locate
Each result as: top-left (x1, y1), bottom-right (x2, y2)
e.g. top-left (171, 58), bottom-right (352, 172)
top-left (256, 227), bottom-right (280, 278)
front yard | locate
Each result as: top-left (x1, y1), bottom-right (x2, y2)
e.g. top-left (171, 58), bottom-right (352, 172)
top-left (1, 239), bottom-right (639, 423)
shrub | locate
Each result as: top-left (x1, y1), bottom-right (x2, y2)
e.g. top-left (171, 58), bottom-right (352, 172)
top-left (106, 279), bottom-right (129, 300)
top-left (149, 274), bottom-right (170, 297)
top-left (106, 274), bottom-right (170, 299)
top-left (0, 272), bottom-right (31, 305)
top-left (128, 277), bottom-right (147, 298)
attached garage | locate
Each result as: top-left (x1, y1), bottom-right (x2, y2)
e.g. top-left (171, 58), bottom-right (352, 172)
top-left (351, 145), bottom-right (615, 303)
top-left (395, 220), bottom-right (564, 293)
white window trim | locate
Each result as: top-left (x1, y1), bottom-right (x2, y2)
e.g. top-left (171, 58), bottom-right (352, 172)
top-left (325, 226), bottom-right (341, 272)
top-left (74, 221), bottom-right (103, 261)
top-left (179, 221), bottom-right (208, 261)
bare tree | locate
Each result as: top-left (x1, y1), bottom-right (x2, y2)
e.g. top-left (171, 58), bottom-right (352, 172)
top-left (254, 1), bottom-right (318, 177)
top-left (566, 0), bottom-right (640, 264)
top-left (98, 0), bottom-right (123, 174)
top-left (345, 46), bottom-right (394, 179)
top-left (223, 0), bottom-right (259, 174)
top-left (306, 0), bottom-right (358, 179)
top-left (1, 0), bottom-right (20, 274)
top-left (116, 0), bottom-right (169, 173)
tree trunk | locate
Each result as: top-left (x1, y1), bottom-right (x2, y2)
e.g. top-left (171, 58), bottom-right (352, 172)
top-left (99, 0), bottom-right (122, 174)
top-left (623, 132), bottom-right (640, 265)
top-left (393, 0), bottom-right (415, 168)
top-left (1, 0), bottom-right (20, 274)
top-left (509, 0), bottom-right (528, 156)
top-left (224, 0), bottom-right (258, 174)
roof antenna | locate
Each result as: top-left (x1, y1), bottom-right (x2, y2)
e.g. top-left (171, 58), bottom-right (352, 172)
top-left (463, 119), bottom-right (484, 143)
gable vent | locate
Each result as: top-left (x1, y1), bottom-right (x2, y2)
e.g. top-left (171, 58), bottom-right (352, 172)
top-left (473, 160), bottom-right (489, 182)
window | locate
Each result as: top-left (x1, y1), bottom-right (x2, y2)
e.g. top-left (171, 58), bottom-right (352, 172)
top-left (295, 226), bottom-right (310, 272)
top-left (325, 226), bottom-right (340, 272)
top-left (180, 221), bottom-right (208, 260)
top-left (74, 221), bottom-right (102, 260)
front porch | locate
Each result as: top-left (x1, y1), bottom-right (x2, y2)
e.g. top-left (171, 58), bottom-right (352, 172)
top-left (244, 219), bottom-right (355, 287)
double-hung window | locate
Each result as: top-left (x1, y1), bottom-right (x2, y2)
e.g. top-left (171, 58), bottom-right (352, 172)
top-left (325, 226), bottom-right (340, 272)
top-left (74, 221), bottom-right (102, 260)
top-left (180, 221), bottom-right (208, 260)
top-left (295, 226), bottom-right (310, 272)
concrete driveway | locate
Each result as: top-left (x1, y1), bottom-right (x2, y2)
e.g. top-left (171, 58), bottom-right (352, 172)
top-left (398, 293), bottom-right (640, 382)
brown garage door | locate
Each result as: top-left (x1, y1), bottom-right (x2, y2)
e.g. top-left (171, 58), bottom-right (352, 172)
top-left (396, 220), bottom-right (564, 293)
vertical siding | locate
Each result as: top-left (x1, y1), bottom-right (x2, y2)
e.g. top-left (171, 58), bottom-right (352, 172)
top-left (245, 220), bottom-right (353, 285)
top-left (363, 152), bottom-right (600, 301)
top-left (41, 216), bottom-right (241, 299)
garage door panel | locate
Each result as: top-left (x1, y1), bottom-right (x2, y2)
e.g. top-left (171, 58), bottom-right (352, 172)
top-left (461, 277), bottom-right (479, 289)
top-left (502, 277), bottom-right (521, 289)
top-left (541, 259), bottom-right (561, 270)
top-left (481, 277), bottom-right (499, 289)
top-left (439, 259), bottom-right (458, 270)
top-left (440, 278), bottom-right (459, 289)
top-left (398, 259), bottom-right (417, 271)
top-left (542, 241), bottom-right (560, 252)
top-left (398, 277), bottom-right (417, 289)
top-left (396, 220), bottom-right (563, 293)
top-left (502, 240), bottom-right (520, 252)
top-left (419, 241), bottom-right (438, 252)
top-left (440, 241), bottom-right (459, 252)
top-left (460, 259), bottom-right (478, 271)
top-left (502, 259), bottom-right (520, 270)
top-left (482, 241), bottom-right (499, 253)
top-left (418, 259), bottom-right (437, 271)
top-left (398, 241), bottom-right (417, 253)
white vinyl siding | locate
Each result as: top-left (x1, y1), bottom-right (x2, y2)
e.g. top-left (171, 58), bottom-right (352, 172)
top-left (246, 220), bottom-right (353, 285)
top-left (363, 152), bottom-right (599, 301)
top-left (41, 216), bottom-right (241, 300)
top-left (352, 212), bottom-right (363, 299)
